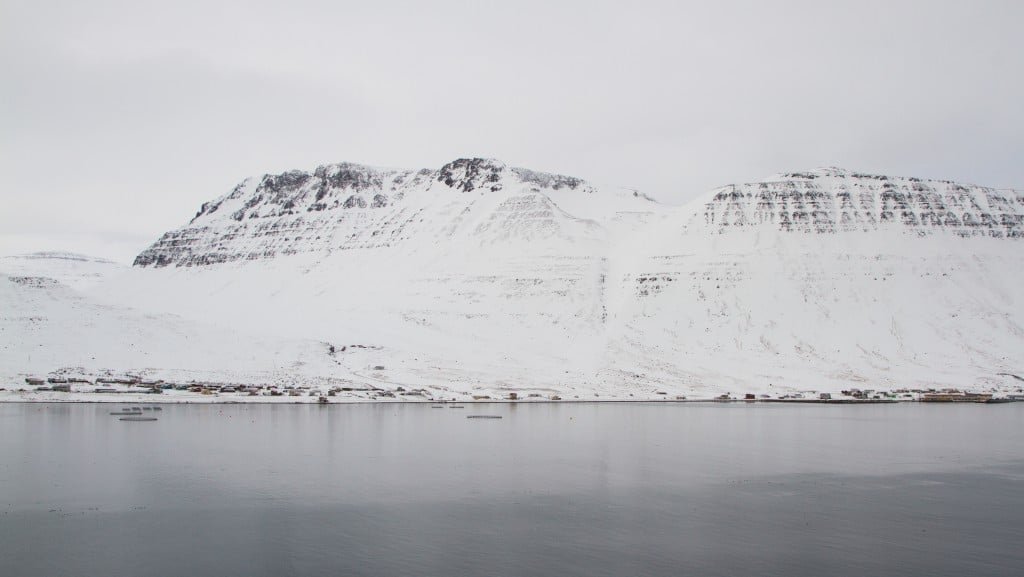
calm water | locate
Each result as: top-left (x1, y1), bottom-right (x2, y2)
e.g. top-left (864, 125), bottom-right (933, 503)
top-left (1, 402), bottom-right (1022, 577)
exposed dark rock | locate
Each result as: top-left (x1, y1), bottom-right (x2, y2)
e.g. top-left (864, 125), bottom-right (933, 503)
top-left (436, 158), bottom-right (505, 192)
top-left (343, 195), bottom-right (367, 209)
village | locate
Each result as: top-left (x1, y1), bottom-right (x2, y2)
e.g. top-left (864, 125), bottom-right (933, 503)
top-left (4, 373), bottom-right (1022, 405)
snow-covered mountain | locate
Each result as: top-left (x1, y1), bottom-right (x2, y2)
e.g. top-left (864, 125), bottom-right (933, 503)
top-left (133, 158), bottom-right (651, 268)
top-left (610, 167), bottom-right (1023, 393)
top-left (3, 161), bottom-right (1022, 399)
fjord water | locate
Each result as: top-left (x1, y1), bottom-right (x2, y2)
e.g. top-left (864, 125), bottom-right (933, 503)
top-left (1, 403), bottom-right (1022, 577)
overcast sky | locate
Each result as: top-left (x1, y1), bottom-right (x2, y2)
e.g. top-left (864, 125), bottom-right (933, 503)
top-left (2, 0), bottom-right (1022, 262)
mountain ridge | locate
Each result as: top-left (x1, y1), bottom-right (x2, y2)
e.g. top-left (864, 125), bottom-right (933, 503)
top-left (133, 157), bottom-right (655, 268)
top-left (137, 160), bottom-right (1024, 269)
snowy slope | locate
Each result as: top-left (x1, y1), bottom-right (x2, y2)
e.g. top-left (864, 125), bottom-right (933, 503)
top-left (0, 269), bottom-right (351, 388)
top-left (3, 162), bottom-right (1022, 399)
top-left (0, 252), bottom-right (126, 291)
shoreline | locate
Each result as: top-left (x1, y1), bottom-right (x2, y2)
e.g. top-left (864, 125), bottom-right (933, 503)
top-left (1, 395), bottom-right (1014, 406)
top-left (4, 380), bottom-right (1018, 406)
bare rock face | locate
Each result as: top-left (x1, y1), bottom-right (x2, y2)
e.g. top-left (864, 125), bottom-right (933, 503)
top-left (511, 167), bottom-right (592, 193)
top-left (7, 276), bottom-right (63, 289)
top-left (700, 168), bottom-right (1023, 237)
top-left (436, 158), bottom-right (506, 193)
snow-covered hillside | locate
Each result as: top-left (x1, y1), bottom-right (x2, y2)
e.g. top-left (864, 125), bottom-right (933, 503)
top-left (3, 161), bottom-right (1022, 400)
top-left (609, 168), bottom-right (1023, 394)
top-left (0, 252), bottom-right (125, 291)
top-left (0, 270), bottom-right (341, 387)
